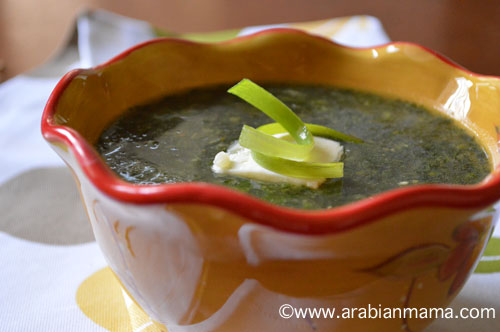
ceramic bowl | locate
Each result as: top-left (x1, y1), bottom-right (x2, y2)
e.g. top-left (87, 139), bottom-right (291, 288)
top-left (42, 29), bottom-right (500, 332)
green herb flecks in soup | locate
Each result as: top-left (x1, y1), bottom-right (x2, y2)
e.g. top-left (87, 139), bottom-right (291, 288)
top-left (96, 84), bottom-right (490, 209)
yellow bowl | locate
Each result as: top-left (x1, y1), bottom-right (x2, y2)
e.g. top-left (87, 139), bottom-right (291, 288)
top-left (42, 29), bottom-right (500, 331)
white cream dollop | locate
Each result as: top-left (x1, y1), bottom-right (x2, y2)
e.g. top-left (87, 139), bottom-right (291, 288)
top-left (212, 134), bottom-right (343, 189)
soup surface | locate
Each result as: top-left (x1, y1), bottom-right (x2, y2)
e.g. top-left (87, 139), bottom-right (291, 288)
top-left (96, 84), bottom-right (490, 209)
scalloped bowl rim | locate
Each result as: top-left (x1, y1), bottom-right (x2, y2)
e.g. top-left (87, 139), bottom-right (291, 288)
top-left (41, 28), bottom-right (500, 235)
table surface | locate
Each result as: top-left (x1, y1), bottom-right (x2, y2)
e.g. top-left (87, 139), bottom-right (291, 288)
top-left (1, 0), bottom-right (500, 81)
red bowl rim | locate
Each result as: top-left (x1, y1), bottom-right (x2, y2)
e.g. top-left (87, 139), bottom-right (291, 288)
top-left (41, 28), bottom-right (500, 235)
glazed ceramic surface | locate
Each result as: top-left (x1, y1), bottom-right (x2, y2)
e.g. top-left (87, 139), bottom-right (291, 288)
top-left (42, 30), bottom-right (500, 332)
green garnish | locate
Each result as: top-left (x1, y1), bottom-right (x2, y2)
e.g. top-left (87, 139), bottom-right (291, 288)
top-left (239, 125), bottom-right (313, 161)
top-left (228, 79), bottom-right (314, 146)
top-left (228, 79), bottom-right (360, 180)
top-left (251, 152), bottom-right (344, 179)
top-left (257, 122), bottom-right (363, 143)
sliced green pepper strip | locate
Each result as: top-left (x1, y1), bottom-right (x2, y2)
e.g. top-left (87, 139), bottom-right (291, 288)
top-left (257, 122), bottom-right (363, 143)
top-left (239, 125), bottom-right (312, 161)
top-left (251, 151), bottom-right (344, 179)
top-left (228, 79), bottom-right (314, 146)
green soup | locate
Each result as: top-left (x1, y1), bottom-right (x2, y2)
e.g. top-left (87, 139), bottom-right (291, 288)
top-left (96, 84), bottom-right (490, 209)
